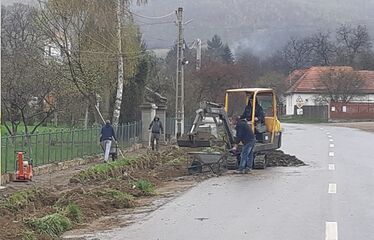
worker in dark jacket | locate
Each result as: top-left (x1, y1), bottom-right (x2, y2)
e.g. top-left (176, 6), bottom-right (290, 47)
top-left (242, 98), bottom-right (265, 124)
top-left (149, 116), bottom-right (163, 151)
top-left (242, 98), bottom-right (266, 134)
top-left (100, 120), bottom-right (116, 163)
top-left (233, 115), bottom-right (255, 174)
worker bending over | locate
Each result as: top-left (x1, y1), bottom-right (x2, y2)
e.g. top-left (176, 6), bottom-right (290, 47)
top-left (233, 115), bottom-right (255, 174)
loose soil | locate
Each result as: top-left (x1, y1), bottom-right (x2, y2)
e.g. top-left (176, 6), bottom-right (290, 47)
top-left (0, 145), bottom-right (303, 240)
top-left (0, 146), bottom-right (210, 240)
top-left (266, 150), bottom-right (305, 167)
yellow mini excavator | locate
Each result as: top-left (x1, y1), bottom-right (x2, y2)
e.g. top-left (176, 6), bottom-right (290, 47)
top-left (178, 88), bottom-right (282, 170)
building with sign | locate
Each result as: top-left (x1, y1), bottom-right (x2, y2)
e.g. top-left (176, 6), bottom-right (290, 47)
top-left (284, 66), bottom-right (374, 119)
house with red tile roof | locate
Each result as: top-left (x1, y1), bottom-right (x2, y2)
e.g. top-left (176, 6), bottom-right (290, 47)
top-left (285, 66), bottom-right (374, 115)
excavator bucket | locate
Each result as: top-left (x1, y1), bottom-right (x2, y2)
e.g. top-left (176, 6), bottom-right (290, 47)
top-left (177, 132), bottom-right (212, 148)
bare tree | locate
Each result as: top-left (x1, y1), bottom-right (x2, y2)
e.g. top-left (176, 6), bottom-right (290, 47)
top-left (1, 3), bottom-right (56, 135)
top-left (320, 70), bottom-right (364, 103)
top-left (336, 24), bottom-right (372, 66)
top-left (309, 32), bottom-right (336, 66)
top-left (283, 37), bottom-right (313, 71)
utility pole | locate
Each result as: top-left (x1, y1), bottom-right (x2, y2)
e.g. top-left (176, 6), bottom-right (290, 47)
top-left (175, 7), bottom-right (184, 137)
top-left (196, 38), bottom-right (202, 71)
top-left (0, 9), bottom-right (3, 189)
top-left (112, 0), bottom-right (125, 128)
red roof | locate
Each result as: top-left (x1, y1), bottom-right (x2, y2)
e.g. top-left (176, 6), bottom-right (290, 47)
top-left (286, 66), bottom-right (374, 94)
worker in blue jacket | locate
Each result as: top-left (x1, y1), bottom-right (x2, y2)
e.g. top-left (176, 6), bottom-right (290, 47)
top-left (100, 120), bottom-right (116, 163)
top-left (233, 115), bottom-right (255, 174)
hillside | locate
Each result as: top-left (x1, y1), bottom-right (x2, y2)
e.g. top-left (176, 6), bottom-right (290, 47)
top-left (132, 0), bottom-right (374, 55)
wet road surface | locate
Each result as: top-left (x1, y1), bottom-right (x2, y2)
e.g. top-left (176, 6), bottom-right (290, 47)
top-left (70, 124), bottom-right (374, 240)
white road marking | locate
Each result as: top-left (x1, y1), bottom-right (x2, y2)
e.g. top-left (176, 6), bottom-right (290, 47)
top-left (329, 139), bottom-right (334, 142)
top-left (329, 152), bottom-right (335, 157)
top-left (328, 135), bottom-right (333, 138)
top-left (325, 222), bottom-right (338, 240)
top-left (326, 132), bottom-right (330, 134)
top-left (328, 164), bottom-right (335, 170)
top-left (320, 128), bottom-right (324, 130)
top-left (329, 144), bottom-right (335, 148)
top-left (328, 183), bottom-right (337, 193)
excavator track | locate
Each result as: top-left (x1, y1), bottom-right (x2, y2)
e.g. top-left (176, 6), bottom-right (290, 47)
top-left (253, 153), bottom-right (267, 169)
top-left (226, 155), bottom-right (239, 170)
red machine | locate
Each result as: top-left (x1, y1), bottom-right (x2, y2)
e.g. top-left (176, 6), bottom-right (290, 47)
top-left (14, 151), bottom-right (33, 182)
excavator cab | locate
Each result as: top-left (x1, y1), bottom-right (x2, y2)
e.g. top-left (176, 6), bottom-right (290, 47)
top-left (225, 88), bottom-right (282, 146)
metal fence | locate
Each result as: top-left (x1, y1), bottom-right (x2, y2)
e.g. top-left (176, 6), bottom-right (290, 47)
top-left (165, 117), bottom-right (194, 136)
top-left (1, 121), bottom-right (141, 174)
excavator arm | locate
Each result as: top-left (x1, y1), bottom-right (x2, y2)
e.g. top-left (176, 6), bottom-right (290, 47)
top-left (177, 101), bottom-right (235, 149)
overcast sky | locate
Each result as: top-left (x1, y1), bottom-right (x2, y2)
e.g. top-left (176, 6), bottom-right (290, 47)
top-left (3, 0), bottom-right (374, 55)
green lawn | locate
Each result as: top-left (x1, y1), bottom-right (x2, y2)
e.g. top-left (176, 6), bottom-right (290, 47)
top-left (1, 124), bottom-right (72, 136)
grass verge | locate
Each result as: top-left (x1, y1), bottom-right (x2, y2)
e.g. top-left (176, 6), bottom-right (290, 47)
top-left (2, 188), bottom-right (39, 212)
top-left (93, 188), bottom-right (135, 208)
top-left (135, 179), bottom-right (155, 196)
top-left (26, 213), bottom-right (72, 238)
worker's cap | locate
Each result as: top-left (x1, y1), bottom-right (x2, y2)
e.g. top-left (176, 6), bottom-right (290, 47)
top-left (105, 120), bottom-right (111, 124)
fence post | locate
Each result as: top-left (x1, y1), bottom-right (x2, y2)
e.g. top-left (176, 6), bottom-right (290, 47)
top-left (48, 131), bottom-right (51, 163)
top-left (42, 133), bottom-right (45, 166)
top-left (121, 123), bottom-right (125, 146)
top-left (35, 133), bottom-right (39, 167)
top-left (126, 123), bottom-right (130, 145)
top-left (90, 127), bottom-right (93, 155)
top-left (54, 131), bottom-right (57, 162)
top-left (5, 137), bottom-right (8, 173)
top-left (71, 130), bottom-right (74, 160)
top-left (60, 131), bottom-right (63, 162)
top-left (81, 129), bottom-right (84, 157)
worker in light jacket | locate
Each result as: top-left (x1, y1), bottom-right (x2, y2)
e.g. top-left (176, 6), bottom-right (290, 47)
top-left (149, 116), bottom-right (164, 151)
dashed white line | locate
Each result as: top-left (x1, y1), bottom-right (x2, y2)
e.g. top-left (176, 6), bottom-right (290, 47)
top-left (328, 183), bottom-right (337, 194)
top-left (329, 139), bottom-right (334, 142)
top-left (329, 144), bottom-right (335, 148)
top-left (328, 135), bottom-right (333, 138)
top-left (329, 152), bottom-right (335, 157)
top-left (325, 222), bottom-right (338, 240)
top-left (326, 132), bottom-right (331, 135)
top-left (328, 164), bottom-right (335, 170)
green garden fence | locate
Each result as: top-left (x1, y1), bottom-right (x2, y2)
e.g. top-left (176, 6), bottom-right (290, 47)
top-left (1, 122), bottom-right (141, 174)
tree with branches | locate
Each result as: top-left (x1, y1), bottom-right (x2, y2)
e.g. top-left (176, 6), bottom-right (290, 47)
top-left (336, 24), bottom-right (372, 66)
top-left (320, 70), bottom-right (364, 103)
top-left (1, 3), bottom-right (57, 135)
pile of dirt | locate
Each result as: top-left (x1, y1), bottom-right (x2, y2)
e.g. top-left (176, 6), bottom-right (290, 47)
top-left (266, 150), bottom-right (306, 167)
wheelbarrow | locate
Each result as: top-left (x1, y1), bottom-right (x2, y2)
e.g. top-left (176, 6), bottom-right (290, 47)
top-left (187, 151), bottom-right (227, 175)
top-left (100, 140), bottom-right (118, 161)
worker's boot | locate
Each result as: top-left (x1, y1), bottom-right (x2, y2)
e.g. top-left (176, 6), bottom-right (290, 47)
top-left (234, 169), bottom-right (244, 174)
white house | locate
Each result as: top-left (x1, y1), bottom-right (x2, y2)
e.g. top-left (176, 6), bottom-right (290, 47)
top-left (284, 66), bottom-right (374, 115)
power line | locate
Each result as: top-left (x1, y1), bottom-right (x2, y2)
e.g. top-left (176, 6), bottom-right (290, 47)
top-left (128, 9), bottom-right (175, 20)
top-left (138, 21), bottom-right (175, 26)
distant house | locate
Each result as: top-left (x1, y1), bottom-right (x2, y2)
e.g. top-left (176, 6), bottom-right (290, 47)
top-left (44, 32), bottom-right (71, 63)
top-left (284, 66), bottom-right (374, 119)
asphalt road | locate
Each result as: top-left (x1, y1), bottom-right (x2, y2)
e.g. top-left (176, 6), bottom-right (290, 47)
top-left (86, 123), bottom-right (374, 240)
